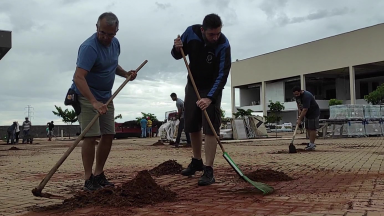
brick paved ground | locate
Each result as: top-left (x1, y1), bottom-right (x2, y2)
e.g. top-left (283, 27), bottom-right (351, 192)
top-left (1, 134), bottom-right (384, 216)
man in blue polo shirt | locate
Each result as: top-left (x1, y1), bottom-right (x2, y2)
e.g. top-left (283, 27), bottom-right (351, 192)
top-left (70, 12), bottom-right (138, 191)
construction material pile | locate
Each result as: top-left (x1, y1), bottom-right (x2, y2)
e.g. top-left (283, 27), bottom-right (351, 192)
top-left (245, 169), bottom-right (293, 182)
top-left (149, 160), bottom-right (183, 177)
top-left (32, 170), bottom-right (176, 212)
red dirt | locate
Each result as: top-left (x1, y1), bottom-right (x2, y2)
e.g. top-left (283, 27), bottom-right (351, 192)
top-left (8, 146), bottom-right (22, 150)
top-left (28, 170), bottom-right (177, 213)
top-left (244, 169), bottom-right (293, 182)
top-left (149, 160), bottom-right (183, 177)
top-left (152, 141), bottom-right (164, 146)
top-left (270, 149), bottom-right (330, 154)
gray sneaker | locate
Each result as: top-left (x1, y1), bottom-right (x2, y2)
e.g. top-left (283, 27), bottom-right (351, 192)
top-left (305, 143), bottom-right (316, 150)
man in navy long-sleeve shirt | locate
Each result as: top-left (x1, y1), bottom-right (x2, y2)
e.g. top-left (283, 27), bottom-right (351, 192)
top-left (171, 13), bottom-right (231, 186)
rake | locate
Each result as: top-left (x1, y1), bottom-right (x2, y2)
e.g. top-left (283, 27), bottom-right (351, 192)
top-left (32, 60), bottom-right (148, 198)
top-left (179, 43), bottom-right (274, 195)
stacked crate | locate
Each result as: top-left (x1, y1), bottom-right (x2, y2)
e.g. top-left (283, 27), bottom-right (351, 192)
top-left (329, 104), bottom-right (384, 137)
top-left (344, 104), bottom-right (365, 137)
top-left (364, 105), bottom-right (382, 136)
top-left (329, 105), bottom-right (348, 120)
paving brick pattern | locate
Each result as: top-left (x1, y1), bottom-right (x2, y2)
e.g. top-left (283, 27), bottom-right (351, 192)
top-left (1, 136), bottom-right (384, 215)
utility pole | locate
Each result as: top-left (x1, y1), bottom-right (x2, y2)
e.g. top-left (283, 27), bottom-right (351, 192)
top-left (24, 105), bottom-right (34, 119)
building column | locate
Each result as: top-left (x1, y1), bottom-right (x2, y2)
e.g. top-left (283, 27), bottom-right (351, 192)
top-left (261, 81), bottom-right (267, 117)
top-left (349, 66), bottom-right (356, 104)
top-left (300, 74), bottom-right (306, 90)
top-left (231, 87), bottom-right (235, 118)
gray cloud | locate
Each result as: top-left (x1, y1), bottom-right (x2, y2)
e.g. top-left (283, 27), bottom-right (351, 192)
top-left (201, 0), bottom-right (231, 9)
top-left (259, 0), bottom-right (287, 19)
top-left (155, 2), bottom-right (171, 10)
top-left (0, 0), bottom-right (383, 125)
top-left (290, 7), bottom-right (351, 24)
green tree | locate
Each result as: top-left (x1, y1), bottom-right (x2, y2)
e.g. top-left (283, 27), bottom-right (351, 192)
top-left (136, 112), bottom-right (158, 124)
top-left (114, 114), bottom-right (122, 120)
top-left (364, 83), bottom-right (384, 105)
top-left (220, 107), bottom-right (232, 124)
top-left (329, 99), bottom-right (343, 106)
top-left (52, 105), bottom-right (78, 138)
top-left (233, 108), bottom-right (254, 118)
top-left (264, 100), bottom-right (285, 137)
top-left (220, 107), bottom-right (225, 118)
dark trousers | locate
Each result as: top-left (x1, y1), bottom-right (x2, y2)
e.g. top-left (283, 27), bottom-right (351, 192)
top-left (175, 118), bottom-right (191, 144)
top-left (7, 132), bottom-right (15, 144)
top-left (15, 132), bottom-right (20, 143)
top-left (22, 130), bottom-right (30, 143)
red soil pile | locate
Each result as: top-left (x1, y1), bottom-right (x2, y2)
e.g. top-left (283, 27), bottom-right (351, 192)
top-left (29, 170), bottom-right (177, 212)
top-left (244, 169), bottom-right (293, 182)
top-left (149, 160), bottom-right (183, 177)
top-left (152, 141), bottom-right (164, 146)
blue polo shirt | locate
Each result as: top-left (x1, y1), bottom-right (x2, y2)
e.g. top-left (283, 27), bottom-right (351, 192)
top-left (70, 33), bottom-right (120, 103)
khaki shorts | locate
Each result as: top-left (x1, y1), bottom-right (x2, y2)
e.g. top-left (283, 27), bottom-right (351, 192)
top-left (78, 96), bottom-right (115, 137)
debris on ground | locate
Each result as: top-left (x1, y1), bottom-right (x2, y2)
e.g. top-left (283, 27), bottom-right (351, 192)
top-left (152, 140), bottom-right (164, 146)
top-left (149, 160), bottom-right (183, 177)
top-left (271, 149), bottom-right (312, 154)
top-left (173, 144), bottom-right (191, 148)
top-left (8, 146), bottom-right (22, 150)
top-left (169, 141), bottom-right (175, 145)
top-left (29, 170), bottom-right (177, 212)
top-left (244, 169), bottom-right (293, 182)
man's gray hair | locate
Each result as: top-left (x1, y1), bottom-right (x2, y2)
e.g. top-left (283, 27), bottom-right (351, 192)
top-left (97, 12), bottom-right (119, 29)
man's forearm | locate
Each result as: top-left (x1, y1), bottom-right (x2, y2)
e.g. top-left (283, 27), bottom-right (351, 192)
top-left (74, 76), bottom-right (97, 104)
top-left (299, 109), bottom-right (308, 120)
top-left (116, 65), bottom-right (126, 77)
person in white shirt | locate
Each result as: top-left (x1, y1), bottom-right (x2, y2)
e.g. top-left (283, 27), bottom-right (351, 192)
top-left (15, 121), bottom-right (20, 143)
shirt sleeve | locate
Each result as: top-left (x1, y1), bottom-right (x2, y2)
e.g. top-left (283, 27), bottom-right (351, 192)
top-left (207, 44), bottom-right (232, 103)
top-left (176, 100), bottom-right (182, 110)
top-left (171, 27), bottom-right (190, 60)
top-left (76, 45), bottom-right (97, 71)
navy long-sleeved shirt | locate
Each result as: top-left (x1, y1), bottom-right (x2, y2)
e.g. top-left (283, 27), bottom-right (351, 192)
top-left (171, 24), bottom-right (231, 103)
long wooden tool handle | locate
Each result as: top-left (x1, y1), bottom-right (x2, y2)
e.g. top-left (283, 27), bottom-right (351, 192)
top-left (179, 45), bottom-right (225, 153)
top-left (291, 124), bottom-right (299, 144)
top-left (34, 60), bottom-right (148, 192)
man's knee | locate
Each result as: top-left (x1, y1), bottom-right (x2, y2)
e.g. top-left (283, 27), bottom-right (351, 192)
top-left (82, 137), bottom-right (98, 146)
top-left (100, 134), bottom-right (114, 144)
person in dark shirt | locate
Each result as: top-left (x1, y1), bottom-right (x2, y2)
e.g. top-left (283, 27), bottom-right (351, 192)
top-left (7, 122), bottom-right (17, 144)
top-left (292, 86), bottom-right (320, 150)
top-left (171, 13), bottom-right (231, 186)
top-left (48, 121), bottom-right (55, 141)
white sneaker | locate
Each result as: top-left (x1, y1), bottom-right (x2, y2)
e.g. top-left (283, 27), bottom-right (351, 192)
top-left (305, 143), bottom-right (316, 150)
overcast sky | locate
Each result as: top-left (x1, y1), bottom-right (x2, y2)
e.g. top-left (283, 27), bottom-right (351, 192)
top-left (0, 0), bottom-right (383, 126)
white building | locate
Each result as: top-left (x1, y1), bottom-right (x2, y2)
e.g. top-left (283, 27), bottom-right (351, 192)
top-left (231, 23), bottom-right (384, 125)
